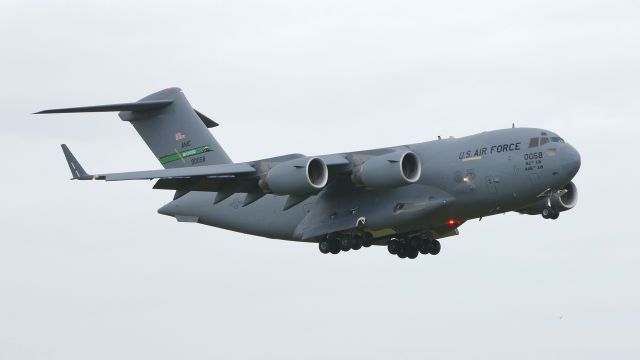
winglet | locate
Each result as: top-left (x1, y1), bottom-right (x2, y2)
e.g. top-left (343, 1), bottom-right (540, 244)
top-left (61, 144), bottom-right (93, 180)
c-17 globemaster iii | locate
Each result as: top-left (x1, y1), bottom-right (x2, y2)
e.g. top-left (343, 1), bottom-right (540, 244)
top-left (37, 88), bottom-right (581, 259)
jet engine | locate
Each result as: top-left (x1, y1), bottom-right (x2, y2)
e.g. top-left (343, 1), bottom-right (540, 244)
top-left (259, 157), bottom-right (328, 195)
top-left (517, 181), bottom-right (578, 215)
top-left (351, 150), bottom-right (422, 189)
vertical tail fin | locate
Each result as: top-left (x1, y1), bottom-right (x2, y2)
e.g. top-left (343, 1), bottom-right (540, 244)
top-left (37, 88), bottom-right (232, 168)
top-left (119, 88), bottom-right (231, 168)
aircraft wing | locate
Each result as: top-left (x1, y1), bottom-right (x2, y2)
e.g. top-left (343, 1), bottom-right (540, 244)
top-left (97, 163), bottom-right (256, 181)
top-left (61, 144), bottom-right (256, 181)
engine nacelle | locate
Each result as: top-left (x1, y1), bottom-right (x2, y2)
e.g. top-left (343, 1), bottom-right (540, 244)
top-left (517, 181), bottom-right (578, 215)
top-left (351, 151), bottom-right (422, 189)
top-left (550, 181), bottom-right (578, 211)
top-left (259, 157), bottom-right (328, 195)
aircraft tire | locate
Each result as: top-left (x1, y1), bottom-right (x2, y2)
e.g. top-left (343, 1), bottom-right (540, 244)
top-left (362, 233), bottom-right (374, 247)
top-left (550, 209), bottom-right (559, 220)
top-left (340, 237), bottom-right (352, 252)
top-left (418, 238), bottom-right (430, 254)
top-left (542, 207), bottom-right (551, 219)
top-left (388, 239), bottom-right (399, 255)
top-left (319, 239), bottom-right (330, 254)
top-left (429, 240), bottom-right (441, 255)
top-left (407, 246), bottom-right (419, 259)
top-left (397, 245), bottom-right (408, 259)
top-left (351, 235), bottom-right (363, 250)
top-left (328, 238), bottom-right (340, 254)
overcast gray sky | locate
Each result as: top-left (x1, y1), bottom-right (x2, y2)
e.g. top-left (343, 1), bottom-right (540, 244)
top-left (1, 0), bottom-right (639, 359)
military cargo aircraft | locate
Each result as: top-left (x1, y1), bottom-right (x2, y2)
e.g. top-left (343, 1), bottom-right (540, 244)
top-left (37, 88), bottom-right (581, 259)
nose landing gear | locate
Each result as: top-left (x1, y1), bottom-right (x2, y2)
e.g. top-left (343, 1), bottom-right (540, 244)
top-left (542, 207), bottom-right (559, 220)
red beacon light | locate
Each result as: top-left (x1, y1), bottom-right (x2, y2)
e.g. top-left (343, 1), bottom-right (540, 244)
top-left (447, 218), bottom-right (461, 227)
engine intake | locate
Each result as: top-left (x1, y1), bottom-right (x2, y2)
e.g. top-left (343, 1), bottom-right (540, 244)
top-left (259, 157), bottom-right (328, 195)
top-left (351, 150), bottom-right (422, 189)
top-left (551, 180), bottom-right (578, 210)
top-left (517, 181), bottom-right (578, 215)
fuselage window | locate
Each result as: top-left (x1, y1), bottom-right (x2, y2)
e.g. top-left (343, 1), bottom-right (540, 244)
top-left (540, 137), bottom-right (549, 146)
top-left (551, 137), bottom-right (564, 143)
top-left (528, 137), bottom-right (539, 148)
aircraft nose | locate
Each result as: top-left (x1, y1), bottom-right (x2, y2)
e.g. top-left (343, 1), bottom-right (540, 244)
top-left (563, 144), bottom-right (581, 177)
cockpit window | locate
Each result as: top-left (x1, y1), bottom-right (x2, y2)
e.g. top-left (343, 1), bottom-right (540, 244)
top-left (530, 135), bottom-right (563, 148)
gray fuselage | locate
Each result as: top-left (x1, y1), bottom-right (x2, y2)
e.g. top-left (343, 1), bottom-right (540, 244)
top-left (159, 127), bottom-right (581, 242)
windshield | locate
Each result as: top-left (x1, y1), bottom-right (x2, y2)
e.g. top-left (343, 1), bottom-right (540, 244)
top-left (528, 136), bottom-right (564, 148)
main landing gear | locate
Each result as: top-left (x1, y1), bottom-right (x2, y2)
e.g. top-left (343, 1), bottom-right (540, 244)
top-left (319, 232), bottom-right (441, 259)
top-left (387, 235), bottom-right (440, 260)
top-left (318, 232), bottom-right (374, 255)
top-left (541, 207), bottom-right (559, 220)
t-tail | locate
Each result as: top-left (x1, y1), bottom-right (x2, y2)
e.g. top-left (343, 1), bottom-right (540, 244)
top-left (36, 88), bottom-right (232, 168)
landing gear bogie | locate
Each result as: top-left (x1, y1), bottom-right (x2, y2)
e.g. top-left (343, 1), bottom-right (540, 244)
top-left (387, 234), bottom-right (442, 260)
top-left (319, 231), bottom-right (443, 259)
top-left (319, 231), bottom-right (374, 255)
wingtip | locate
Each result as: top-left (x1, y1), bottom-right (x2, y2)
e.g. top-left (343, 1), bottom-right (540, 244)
top-left (60, 144), bottom-right (90, 179)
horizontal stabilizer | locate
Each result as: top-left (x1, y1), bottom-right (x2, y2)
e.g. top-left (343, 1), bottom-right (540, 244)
top-left (35, 100), bottom-right (173, 114)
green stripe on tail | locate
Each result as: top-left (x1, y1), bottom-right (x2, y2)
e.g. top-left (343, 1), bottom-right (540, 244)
top-left (159, 145), bottom-right (212, 165)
